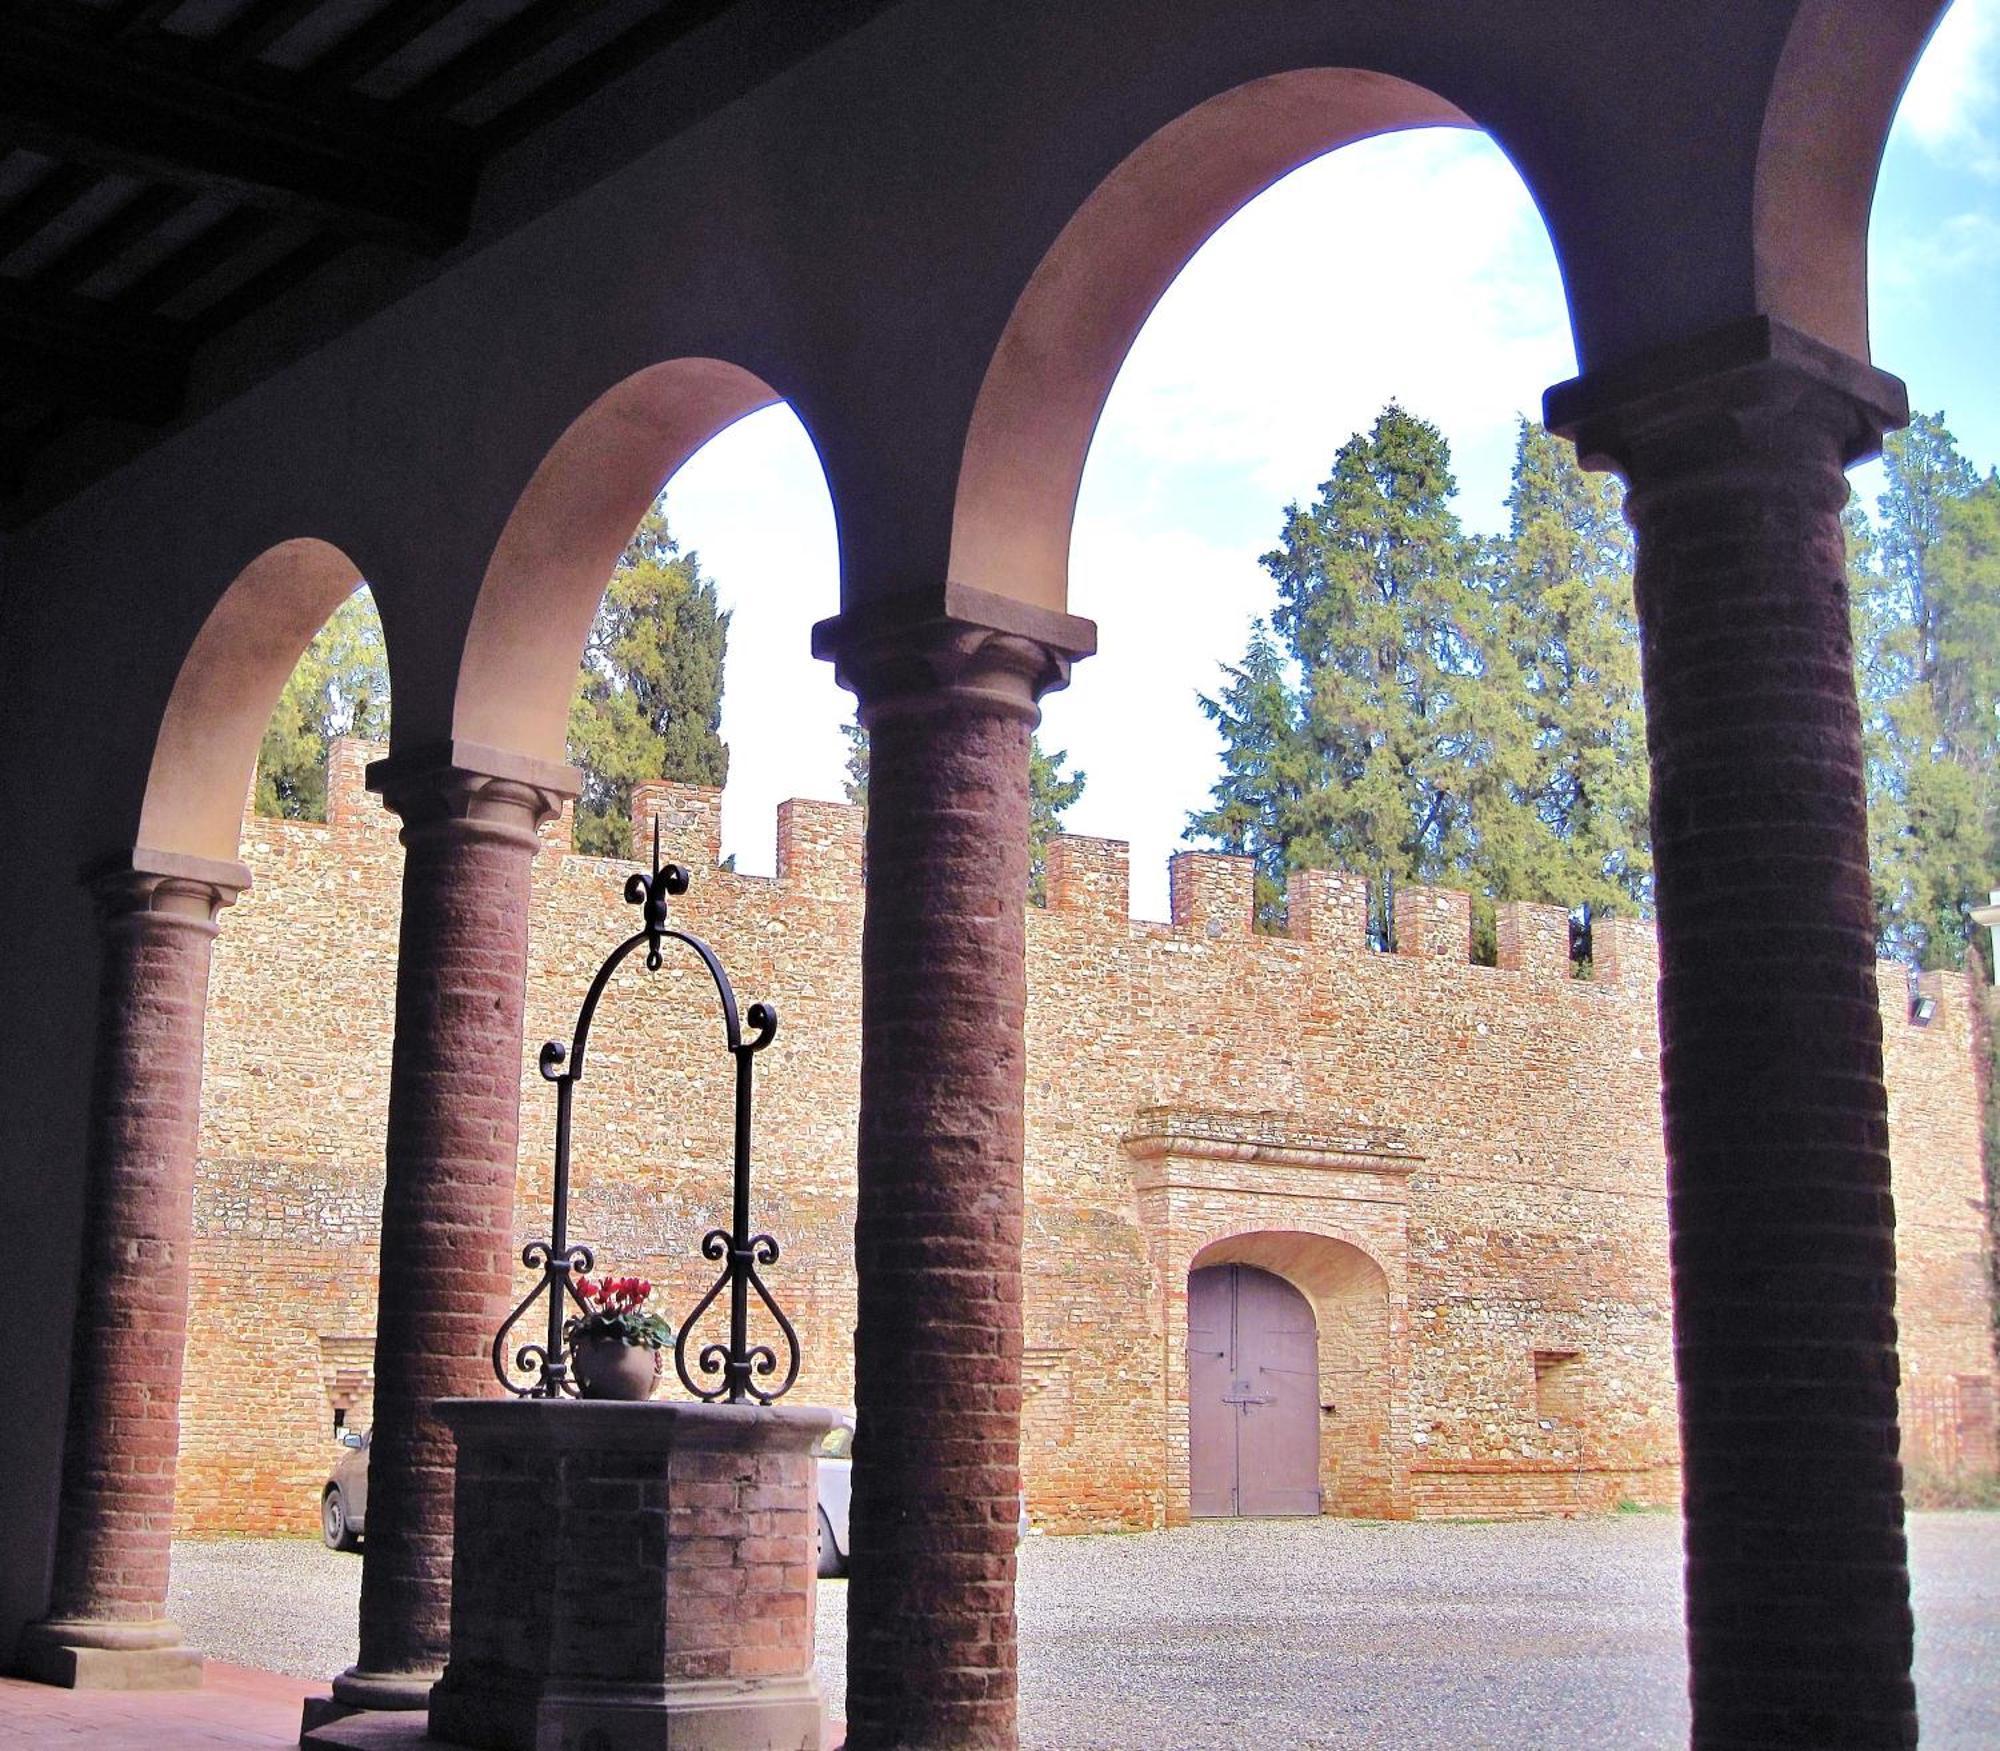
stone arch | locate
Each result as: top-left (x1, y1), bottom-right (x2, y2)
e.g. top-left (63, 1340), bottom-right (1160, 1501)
top-left (139, 538), bottom-right (369, 864)
top-left (1188, 1228), bottom-right (1401, 1518)
top-left (453, 357), bottom-right (791, 765)
top-left (949, 67), bottom-right (1580, 614)
top-left (1753, 0), bottom-right (1949, 361)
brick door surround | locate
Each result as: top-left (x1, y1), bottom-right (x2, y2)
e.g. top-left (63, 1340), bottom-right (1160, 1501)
top-left (1124, 1107), bottom-right (1419, 1524)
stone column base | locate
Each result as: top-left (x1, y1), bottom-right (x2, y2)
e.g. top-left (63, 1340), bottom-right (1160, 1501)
top-left (432, 1674), bottom-right (824, 1751)
top-left (428, 1398), bottom-right (837, 1751)
top-left (14, 1617), bottom-right (203, 1689)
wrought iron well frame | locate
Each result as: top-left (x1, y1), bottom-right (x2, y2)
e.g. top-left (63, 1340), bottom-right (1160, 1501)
top-left (491, 824), bottom-right (800, 1404)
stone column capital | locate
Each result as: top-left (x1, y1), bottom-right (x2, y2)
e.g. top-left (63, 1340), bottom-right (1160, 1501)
top-left (812, 580), bottom-right (1096, 727)
top-left (89, 847), bottom-right (251, 932)
top-left (1544, 315), bottom-right (1909, 485)
top-left (365, 739), bottom-right (580, 853)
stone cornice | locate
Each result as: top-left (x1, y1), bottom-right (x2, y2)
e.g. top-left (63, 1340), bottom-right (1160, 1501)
top-left (1122, 1106), bottom-right (1421, 1175)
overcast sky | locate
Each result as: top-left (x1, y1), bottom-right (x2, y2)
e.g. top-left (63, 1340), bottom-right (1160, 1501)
top-left (662, 2), bottom-right (2000, 920)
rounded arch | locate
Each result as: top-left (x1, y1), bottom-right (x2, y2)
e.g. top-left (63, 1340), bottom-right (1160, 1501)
top-left (1191, 1226), bottom-right (1389, 1309)
top-left (951, 68), bottom-right (1499, 614)
top-left (454, 357), bottom-right (787, 764)
top-left (1754, 0), bottom-right (1950, 360)
top-left (139, 538), bottom-right (367, 862)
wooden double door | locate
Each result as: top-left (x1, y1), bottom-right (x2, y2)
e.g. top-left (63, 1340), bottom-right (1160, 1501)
top-left (1188, 1264), bottom-right (1321, 1517)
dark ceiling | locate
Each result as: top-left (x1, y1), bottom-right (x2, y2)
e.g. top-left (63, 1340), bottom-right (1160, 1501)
top-left (0, 0), bottom-right (885, 522)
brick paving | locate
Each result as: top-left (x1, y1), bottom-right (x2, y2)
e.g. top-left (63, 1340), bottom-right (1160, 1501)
top-left (0, 1661), bottom-right (316, 1747)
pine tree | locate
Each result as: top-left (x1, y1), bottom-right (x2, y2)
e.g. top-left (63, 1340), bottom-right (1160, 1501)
top-left (567, 507), bottom-right (731, 858)
top-left (1189, 409), bottom-right (1650, 954)
top-left (254, 587), bottom-right (390, 819)
top-left (1852, 415), bottom-right (1999, 968)
top-left (1245, 405), bottom-right (1489, 942)
top-left (1486, 419), bottom-right (1650, 929)
top-left (1186, 621), bottom-right (1307, 928)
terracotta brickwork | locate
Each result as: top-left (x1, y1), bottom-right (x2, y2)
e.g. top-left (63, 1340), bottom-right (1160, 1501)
top-left (180, 743), bottom-right (1996, 1538)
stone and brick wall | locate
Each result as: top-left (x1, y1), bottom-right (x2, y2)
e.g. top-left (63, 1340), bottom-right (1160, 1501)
top-left (177, 742), bottom-right (1997, 1534)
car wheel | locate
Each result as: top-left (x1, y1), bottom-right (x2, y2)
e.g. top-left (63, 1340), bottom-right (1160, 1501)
top-left (816, 1506), bottom-right (843, 1579)
top-left (322, 1485), bottom-right (360, 1552)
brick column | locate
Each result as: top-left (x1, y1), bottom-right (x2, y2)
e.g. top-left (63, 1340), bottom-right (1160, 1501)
top-left (1549, 317), bottom-right (1915, 1749)
top-left (328, 743), bottom-right (574, 1714)
top-left (20, 852), bottom-right (246, 1690)
top-left (815, 585), bottom-right (1093, 1750)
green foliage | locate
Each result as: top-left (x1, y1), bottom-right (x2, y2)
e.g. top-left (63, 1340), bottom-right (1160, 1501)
top-left (1850, 414), bottom-right (2000, 969)
top-left (567, 507), bottom-right (731, 858)
top-left (1187, 622), bottom-right (1306, 927)
top-left (1485, 419), bottom-right (1650, 927)
top-left (842, 719), bottom-right (1085, 899)
top-left (1191, 408), bottom-right (1650, 946)
top-left (253, 587), bottom-right (389, 819)
top-left (1028, 742), bottom-right (1087, 903)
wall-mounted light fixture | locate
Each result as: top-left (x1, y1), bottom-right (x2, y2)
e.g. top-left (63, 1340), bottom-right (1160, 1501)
top-left (1910, 991), bottom-right (1938, 1027)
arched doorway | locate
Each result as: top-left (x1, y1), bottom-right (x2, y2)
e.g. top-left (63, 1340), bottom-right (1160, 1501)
top-left (1188, 1263), bottom-right (1320, 1517)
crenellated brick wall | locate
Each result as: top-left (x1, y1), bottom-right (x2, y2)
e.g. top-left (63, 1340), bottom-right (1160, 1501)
top-left (176, 742), bottom-right (1997, 1534)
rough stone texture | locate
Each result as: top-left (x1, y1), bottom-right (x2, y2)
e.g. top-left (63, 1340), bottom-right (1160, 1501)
top-left (1567, 340), bottom-right (1923, 1746)
top-left (27, 862), bottom-right (242, 1689)
top-left (846, 688), bottom-right (1036, 1749)
top-left (181, 742), bottom-right (1993, 1558)
top-left (427, 1400), bottom-right (832, 1751)
top-left (336, 756), bottom-right (566, 1708)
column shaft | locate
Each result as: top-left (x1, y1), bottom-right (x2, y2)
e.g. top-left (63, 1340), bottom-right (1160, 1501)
top-left (1553, 320), bottom-right (1916, 1749)
top-left (817, 593), bottom-right (1091, 1751)
top-left (23, 856), bottom-right (244, 1689)
top-left (336, 748), bottom-right (569, 1711)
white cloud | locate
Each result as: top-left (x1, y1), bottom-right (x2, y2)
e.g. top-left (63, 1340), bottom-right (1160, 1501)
top-left (661, 404), bottom-right (849, 877)
top-left (1080, 130), bottom-right (1576, 528)
top-left (1897, 0), bottom-right (2000, 177)
top-left (669, 129), bottom-right (1578, 915)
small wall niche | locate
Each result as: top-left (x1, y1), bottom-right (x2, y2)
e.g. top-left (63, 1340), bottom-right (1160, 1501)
top-left (1533, 1350), bottom-right (1586, 1424)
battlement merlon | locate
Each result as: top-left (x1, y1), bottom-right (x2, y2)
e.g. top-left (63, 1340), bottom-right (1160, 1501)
top-left (1045, 835), bottom-right (1130, 923)
top-left (1169, 851), bottom-right (1254, 937)
top-left (1395, 884), bottom-right (1471, 960)
top-left (1288, 868), bottom-right (1368, 949)
top-left (777, 798), bottom-right (863, 895)
top-left (631, 780), bottom-right (722, 869)
top-left (1496, 900), bottom-right (1570, 976)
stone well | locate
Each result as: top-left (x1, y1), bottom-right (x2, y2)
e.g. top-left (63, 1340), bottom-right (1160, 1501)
top-left (426, 1398), bottom-right (836, 1751)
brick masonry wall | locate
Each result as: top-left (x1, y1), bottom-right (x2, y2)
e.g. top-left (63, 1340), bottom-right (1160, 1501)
top-left (179, 743), bottom-right (1997, 1533)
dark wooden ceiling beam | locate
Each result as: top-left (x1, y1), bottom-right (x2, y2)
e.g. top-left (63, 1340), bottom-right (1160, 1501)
top-left (307, 0), bottom-right (466, 89)
top-left (1, 7), bottom-right (478, 248)
top-left (37, 183), bottom-right (197, 292)
top-left (0, 162), bottom-right (99, 263)
top-left (208, 0), bottom-right (332, 69)
top-left (104, 0), bottom-right (188, 39)
top-left (0, 277), bottom-right (189, 422)
top-left (402, 0), bottom-right (605, 115)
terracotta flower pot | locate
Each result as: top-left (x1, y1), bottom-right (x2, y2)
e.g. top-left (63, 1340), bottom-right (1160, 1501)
top-left (571, 1336), bottom-right (661, 1401)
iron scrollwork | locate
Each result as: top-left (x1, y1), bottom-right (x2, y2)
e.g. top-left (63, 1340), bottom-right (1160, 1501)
top-left (491, 821), bottom-right (799, 1402)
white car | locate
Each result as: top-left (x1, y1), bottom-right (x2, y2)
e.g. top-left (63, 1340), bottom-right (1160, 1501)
top-left (813, 1416), bottom-right (1032, 1579)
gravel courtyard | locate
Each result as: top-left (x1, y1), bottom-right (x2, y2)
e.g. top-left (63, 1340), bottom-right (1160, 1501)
top-left (169, 1513), bottom-right (1999, 1749)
